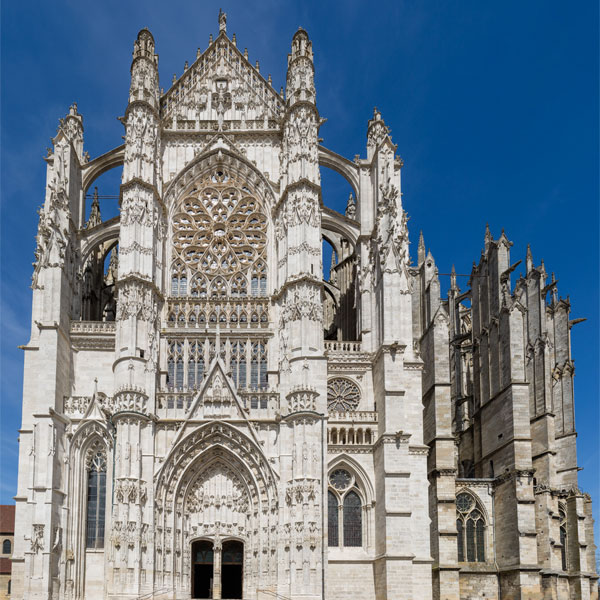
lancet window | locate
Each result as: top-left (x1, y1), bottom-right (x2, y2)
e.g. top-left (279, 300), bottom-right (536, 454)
top-left (85, 450), bottom-right (107, 549)
top-left (328, 468), bottom-right (363, 548)
top-left (188, 341), bottom-right (205, 388)
top-left (456, 491), bottom-right (486, 562)
top-left (167, 342), bottom-right (184, 390)
top-left (559, 505), bottom-right (568, 571)
top-left (165, 337), bottom-right (268, 392)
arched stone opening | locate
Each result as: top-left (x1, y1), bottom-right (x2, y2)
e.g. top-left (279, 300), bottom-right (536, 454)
top-left (154, 423), bottom-right (279, 597)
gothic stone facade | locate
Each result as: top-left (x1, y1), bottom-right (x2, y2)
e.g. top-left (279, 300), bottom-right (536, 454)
top-left (12, 16), bottom-right (598, 600)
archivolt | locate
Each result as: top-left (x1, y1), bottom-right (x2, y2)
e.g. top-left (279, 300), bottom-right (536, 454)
top-left (163, 147), bottom-right (278, 215)
top-left (155, 422), bottom-right (279, 512)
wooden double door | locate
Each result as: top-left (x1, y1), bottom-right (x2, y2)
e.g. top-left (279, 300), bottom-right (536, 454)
top-left (191, 539), bottom-right (243, 599)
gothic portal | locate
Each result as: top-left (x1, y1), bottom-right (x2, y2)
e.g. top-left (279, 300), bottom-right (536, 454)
top-left (11, 12), bottom-right (598, 600)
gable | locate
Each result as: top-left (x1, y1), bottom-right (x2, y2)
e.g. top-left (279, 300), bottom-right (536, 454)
top-left (160, 32), bottom-right (285, 130)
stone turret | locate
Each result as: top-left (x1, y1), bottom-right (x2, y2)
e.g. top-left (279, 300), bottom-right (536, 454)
top-left (109, 27), bottom-right (162, 597)
top-left (277, 27), bottom-right (327, 600)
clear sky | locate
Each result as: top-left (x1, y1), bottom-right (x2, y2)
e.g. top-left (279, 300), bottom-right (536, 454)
top-left (1, 0), bottom-right (598, 543)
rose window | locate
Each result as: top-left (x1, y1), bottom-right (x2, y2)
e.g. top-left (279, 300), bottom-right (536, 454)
top-left (329, 469), bottom-right (352, 491)
top-left (171, 169), bottom-right (268, 297)
top-left (456, 492), bottom-right (474, 513)
top-left (327, 378), bottom-right (360, 412)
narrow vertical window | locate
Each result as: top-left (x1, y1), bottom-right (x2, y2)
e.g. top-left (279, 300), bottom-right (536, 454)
top-left (2, 540), bottom-right (11, 554)
top-left (466, 519), bottom-right (475, 562)
top-left (343, 490), bottom-right (362, 547)
top-left (559, 507), bottom-right (568, 571)
top-left (476, 519), bottom-right (485, 562)
top-left (457, 519), bottom-right (464, 562)
top-left (86, 451), bottom-right (106, 549)
top-left (328, 491), bottom-right (339, 547)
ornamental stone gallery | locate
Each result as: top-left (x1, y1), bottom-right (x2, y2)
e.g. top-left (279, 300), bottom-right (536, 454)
top-left (11, 11), bottom-right (598, 600)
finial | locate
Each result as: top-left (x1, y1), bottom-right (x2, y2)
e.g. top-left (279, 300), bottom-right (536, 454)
top-left (232, 33), bottom-right (237, 46)
top-left (86, 187), bottom-right (102, 229)
top-left (197, 47), bottom-right (201, 58)
top-left (450, 264), bottom-right (458, 291)
top-left (268, 74), bottom-right (272, 85)
top-left (526, 243), bottom-right (533, 274)
top-left (255, 60), bottom-right (260, 72)
top-left (244, 48), bottom-right (248, 60)
top-left (329, 252), bottom-right (338, 284)
top-left (172, 73), bottom-right (177, 84)
top-left (218, 8), bottom-right (227, 33)
top-left (184, 61), bottom-right (188, 71)
top-left (280, 86), bottom-right (284, 97)
top-left (93, 377), bottom-right (98, 395)
top-left (418, 230), bottom-right (425, 265)
top-left (209, 33), bottom-right (213, 44)
top-left (484, 223), bottom-right (492, 252)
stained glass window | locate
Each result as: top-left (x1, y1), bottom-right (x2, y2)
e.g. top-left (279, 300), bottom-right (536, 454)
top-left (457, 519), bottom-right (464, 562)
top-left (327, 378), bottom-right (360, 412)
top-left (343, 491), bottom-right (362, 547)
top-left (329, 469), bottom-right (352, 491)
top-left (170, 168), bottom-right (268, 297)
top-left (86, 451), bottom-right (106, 549)
top-left (456, 492), bottom-right (485, 562)
top-left (466, 519), bottom-right (475, 561)
top-left (328, 491), bottom-right (338, 547)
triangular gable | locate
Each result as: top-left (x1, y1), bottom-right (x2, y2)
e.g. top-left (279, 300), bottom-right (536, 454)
top-left (81, 389), bottom-right (108, 422)
top-left (167, 356), bottom-right (262, 451)
top-left (160, 32), bottom-right (284, 127)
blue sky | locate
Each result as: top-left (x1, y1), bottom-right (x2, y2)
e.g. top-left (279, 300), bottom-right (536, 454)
top-left (1, 0), bottom-right (598, 541)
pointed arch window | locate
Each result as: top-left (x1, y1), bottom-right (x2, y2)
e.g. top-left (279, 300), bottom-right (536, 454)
top-left (86, 450), bottom-right (107, 549)
top-left (188, 341), bottom-right (204, 389)
top-left (328, 469), bottom-right (364, 548)
top-left (168, 342), bottom-right (184, 390)
top-left (171, 262), bottom-right (187, 297)
top-left (559, 505), bottom-right (568, 571)
top-left (456, 492), bottom-right (486, 562)
top-left (250, 342), bottom-right (267, 390)
top-left (328, 491), bottom-right (339, 547)
top-left (343, 491), bottom-right (362, 547)
top-left (230, 341), bottom-right (247, 389)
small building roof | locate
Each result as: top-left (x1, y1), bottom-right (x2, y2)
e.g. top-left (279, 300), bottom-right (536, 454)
top-left (0, 505), bottom-right (15, 534)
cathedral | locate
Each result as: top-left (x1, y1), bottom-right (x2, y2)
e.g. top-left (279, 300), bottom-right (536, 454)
top-left (11, 13), bottom-right (598, 600)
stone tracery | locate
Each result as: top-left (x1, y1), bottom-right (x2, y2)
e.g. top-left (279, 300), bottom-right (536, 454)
top-left (170, 167), bottom-right (268, 298)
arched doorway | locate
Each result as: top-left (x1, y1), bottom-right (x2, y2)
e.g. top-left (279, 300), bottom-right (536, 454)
top-left (221, 540), bottom-right (243, 599)
top-left (191, 540), bottom-right (214, 599)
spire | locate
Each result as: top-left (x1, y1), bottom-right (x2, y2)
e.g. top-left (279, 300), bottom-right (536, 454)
top-left (418, 230), bottom-right (426, 266)
top-left (366, 106), bottom-right (391, 157)
top-left (484, 223), bottom-right (492, 252)
top-left (329, 251), bottom-right (338, 285)
top-left (86, 187), bottom-right (102, 228)
top-left (450, 264), bottom-right (458, 292)
top-left (286, 28), bottom-right (315, 106)
top-left (129, 28), bottom-right (159, 109)
top-left (526, 244), bottom-right (533, 274)
top-left (345, 193), bottom-right (356, 218)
